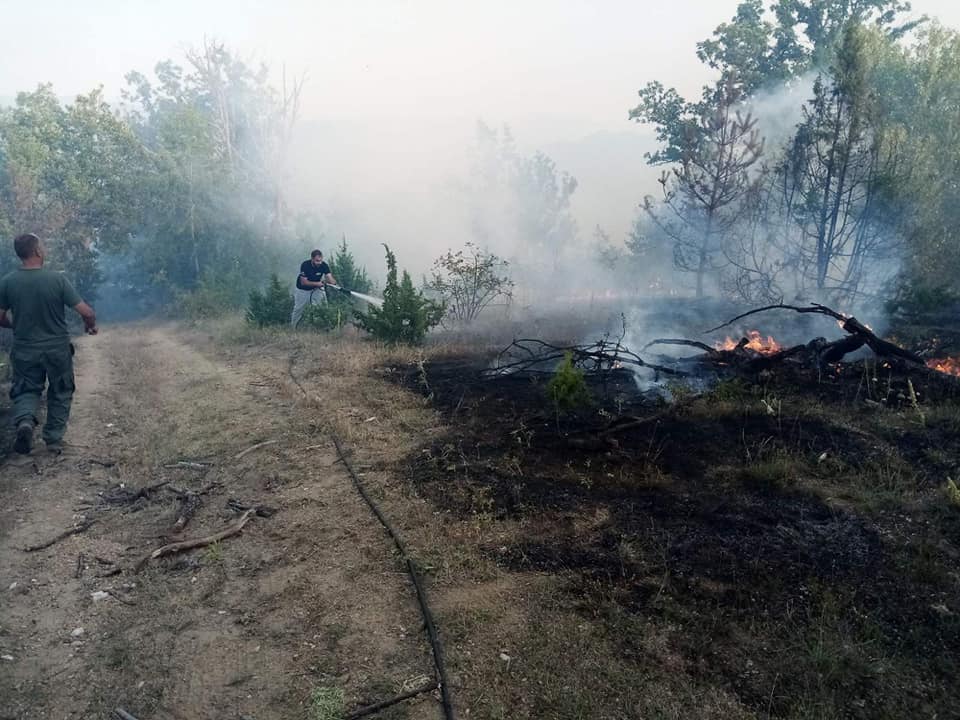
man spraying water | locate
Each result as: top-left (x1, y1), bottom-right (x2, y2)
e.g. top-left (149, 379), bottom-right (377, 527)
top-left (291, 249), bottom-right (337, 328)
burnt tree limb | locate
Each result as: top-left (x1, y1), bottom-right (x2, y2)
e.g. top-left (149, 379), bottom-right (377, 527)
top-left (642, 338), bottom-right (719, 355)
top-left (483, 338), bottom-right (689, 379)
top-left (706, 303), bottom-right (924, 365)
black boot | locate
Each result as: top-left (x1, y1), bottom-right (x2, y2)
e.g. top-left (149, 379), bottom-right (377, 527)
top-left (14, 422), bottom-right (34, 455)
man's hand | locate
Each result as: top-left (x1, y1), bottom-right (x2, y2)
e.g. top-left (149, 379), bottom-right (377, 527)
top-left (74, 301), bottom-right (98, 336)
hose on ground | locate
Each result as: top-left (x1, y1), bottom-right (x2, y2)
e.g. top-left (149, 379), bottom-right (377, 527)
top-left (288, 355), bottom-right (455, 720)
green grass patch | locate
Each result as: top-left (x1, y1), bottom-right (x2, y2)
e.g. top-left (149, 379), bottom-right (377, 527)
top-left (311, 686), bottom-right (344, 720)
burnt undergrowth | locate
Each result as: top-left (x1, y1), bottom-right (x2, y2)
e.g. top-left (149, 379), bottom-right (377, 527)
top-left (385, 348), bottom-right (960, 718)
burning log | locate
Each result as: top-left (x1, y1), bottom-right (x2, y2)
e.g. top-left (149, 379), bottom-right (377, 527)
top-left (645, 300), bottom-right (929, 377)
top-left (645, 335), bottom-right (810, 371)
top-left (705, 303), bottom-right (925, 366)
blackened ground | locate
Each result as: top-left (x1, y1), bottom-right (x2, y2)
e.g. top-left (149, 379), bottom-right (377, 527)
top-left (388, 353), bottom-right (960, 719)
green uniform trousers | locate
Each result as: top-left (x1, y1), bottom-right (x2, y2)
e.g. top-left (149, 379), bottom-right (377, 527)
top-left (9, 342), bottom-right (75, 443)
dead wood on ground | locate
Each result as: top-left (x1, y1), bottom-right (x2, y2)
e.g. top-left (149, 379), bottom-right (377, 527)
top-left (234, 439), bottom-right (279, 459)
top-left (22, 519), bottom-right (96, 552)
top-left (482, 338), bottom-right (688, 379)
top-left (135, 508), bottom-right (257, 572)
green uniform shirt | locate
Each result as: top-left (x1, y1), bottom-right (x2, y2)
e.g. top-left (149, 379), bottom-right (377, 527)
top-left (0, 268), bottom-right (82, 347)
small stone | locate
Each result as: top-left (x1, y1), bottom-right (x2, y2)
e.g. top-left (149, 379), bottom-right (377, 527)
top-left (499, 652), bottom-right (511, 662)
top-left (137, 680), bottom-right (146, 689)
top-left (7, 582), bottom-right (16, 591)
top-left (70, 627), bottom-right (85, 638)
top-left (91, 591), bottom-right (110, 602)
top-left (1, 655), bottom-right (13, 662)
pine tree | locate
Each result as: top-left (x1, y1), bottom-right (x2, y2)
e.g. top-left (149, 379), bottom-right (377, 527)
top-left (354, 245), bottom-right (443, 345)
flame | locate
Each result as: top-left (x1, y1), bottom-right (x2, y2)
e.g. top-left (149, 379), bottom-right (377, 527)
top-left (927, 356), bottom-right (960, 377)
top-left (715, 330), bottom-right (783, 355)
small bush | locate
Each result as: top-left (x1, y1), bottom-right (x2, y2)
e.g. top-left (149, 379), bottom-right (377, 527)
top-left (354, 244), bottom-right (443, 345)
top-left (426, 242), bottom-right (513, 324)
top-left (178, 267), bottom-right (251, 320)
top-left (547, 352), bottom-right (591, 413)
top-left (178, 283), bottom-right (235, 320)
top-left (329, 236), bottom-right (374, 293)
top-left (300, 302), bottom-right (346, 332)
top-left (246, 274), bottom-right (294, 327)
top-left (707, 378), bottom-right (750, 402)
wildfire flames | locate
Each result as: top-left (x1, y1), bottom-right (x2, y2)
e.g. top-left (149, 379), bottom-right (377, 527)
top-left (927, 356), bottom-right (960, 377)
top-left (716, 330), bottom-right (784, 355)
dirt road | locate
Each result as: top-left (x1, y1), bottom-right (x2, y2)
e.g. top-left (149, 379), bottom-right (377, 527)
top-left (0, 326), bottom-right (436, 719)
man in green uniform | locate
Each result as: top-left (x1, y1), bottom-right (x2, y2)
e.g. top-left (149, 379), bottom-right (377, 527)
top-left (0, 234), bottom-right (98, 454)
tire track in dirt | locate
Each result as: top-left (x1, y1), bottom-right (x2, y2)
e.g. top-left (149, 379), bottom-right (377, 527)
top-left (1, 325), bottom-right (438, 719)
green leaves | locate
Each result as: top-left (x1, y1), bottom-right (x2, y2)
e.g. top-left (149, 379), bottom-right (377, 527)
top-left (354, 245), bottom-right (443, 345)
top-left (426, 242), bottom-right (513, 325)
top-left (328, 236), bottom-right (373, 294)
top-left (246, 274), bottom-right (294, 327)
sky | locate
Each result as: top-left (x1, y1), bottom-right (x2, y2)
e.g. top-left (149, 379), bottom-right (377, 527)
top-left (1, 0), bottom-right (958, 269)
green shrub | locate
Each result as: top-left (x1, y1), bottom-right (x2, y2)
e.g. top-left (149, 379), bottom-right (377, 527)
top-left (329, 236), bottom-right (374, 293)
top-left (707, 377), bottom-right (750, 402)
top-left (354, 244), bottom-right (443, 345)
top-left (246, 274), bottom-right (294, 327)
top-left (178, 283), bottom-right (236, 320)
top-left (547, 352), bottom-right (591, 413)
top-left (300, 302), bottom-right (346, 332)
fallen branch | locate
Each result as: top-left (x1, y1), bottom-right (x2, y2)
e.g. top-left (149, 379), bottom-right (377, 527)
top-left (706, 303), bottom-right (924, 365)
top-left (100, 480), bottom-right (171, 506)
top-left (106, 588), bottom-right (137, 606)
top-left (597, 412), bottom-right (669, 437)
top-left (226, 498), bottom-right (277, 518)
top-left (135, 509), bottom-right (256, 572)
top-left (87, 458), bottom-right (116, 468)
top-left (345, 681), bottom-right (439, 719)
top-left (169, 493), bottom-right (202, 534)
top-left (163, 461), bottom-right (212, 470)
top-left (705, 302), bottom-right (847, 333)
top-left (643, 338), bottom-right (718, 355)
top-left (483, 338), bottom-right (688, 379)
top-left (23, 519), bottom-right (96, 552)
top-left (234, 439), bottom-right (279, 460)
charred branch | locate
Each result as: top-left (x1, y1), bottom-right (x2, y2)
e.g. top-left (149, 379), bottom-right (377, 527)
top-left (483, 338), bottom-right (689, 380)
top-left (643, 338), bottom-right (719, 355)
top-left (706, 302), bottom-right (924, 365)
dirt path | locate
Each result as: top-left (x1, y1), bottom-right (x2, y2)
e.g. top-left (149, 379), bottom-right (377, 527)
top-left (0, 326), bottom-right (436, 719)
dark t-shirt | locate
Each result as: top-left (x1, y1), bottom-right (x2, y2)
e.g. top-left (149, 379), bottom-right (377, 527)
top-left (0, 268), bottom-right (83, 347)
top-left (296, 260), bottom-right (330, 291)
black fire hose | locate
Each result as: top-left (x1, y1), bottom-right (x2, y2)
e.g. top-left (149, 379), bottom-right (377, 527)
top-left (331, 434), bottom-right (455, 719)
top-left (288, 356), bottom-right (455, 720)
